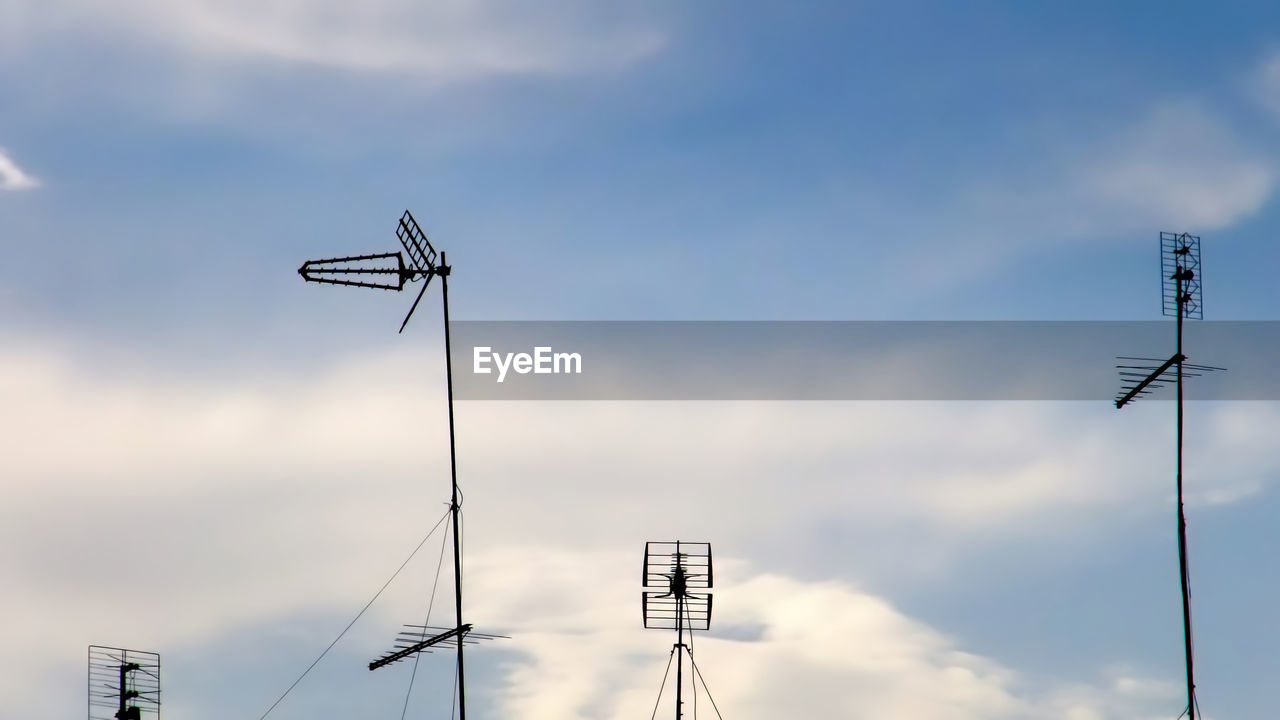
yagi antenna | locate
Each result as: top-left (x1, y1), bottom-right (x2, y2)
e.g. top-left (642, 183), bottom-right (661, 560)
top-left (297, 210), bottom-right (447, 333)
top-left (1114, 232), bottom-right (1225, 720)
top-left (368, 624), bottom-right (508, 671)
top-left (642, 541), bottom-right (724, 720)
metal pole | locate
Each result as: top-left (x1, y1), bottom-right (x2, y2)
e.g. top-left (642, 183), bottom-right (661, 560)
top-left (440, 254), bottom-right (467, 720)
top-left (117, 663), bottom-right (129, 719)
top-left (1175, 269), bottom-right (1195, 720)
top-left (674, 541), bottom-right (686, 720)
top-left (674, 597), bottom-right (684, 720)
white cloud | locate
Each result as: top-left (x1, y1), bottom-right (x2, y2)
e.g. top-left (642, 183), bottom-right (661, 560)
top-left (1067, 103), bottom-right (1273, 232)
top-left (963, 102), bottom-right (1275, 238)
top-left (10, 0), bottom-right (665, 81)
top-left (878, 101), bottom-right (1273, 293)
top-left (0, 147), bottom-right (39, 190)
top-left (1251, 48), bottom-right (1280, 120)
top-left (467, 548), bottom-right (1180, 719)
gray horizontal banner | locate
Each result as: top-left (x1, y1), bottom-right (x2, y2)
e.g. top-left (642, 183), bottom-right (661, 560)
top-left (447, 321), bottom-right (1278, 401)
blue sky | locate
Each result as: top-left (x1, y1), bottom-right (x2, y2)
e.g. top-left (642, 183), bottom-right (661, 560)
top-left (4, 2), bottom-right (1280, 718)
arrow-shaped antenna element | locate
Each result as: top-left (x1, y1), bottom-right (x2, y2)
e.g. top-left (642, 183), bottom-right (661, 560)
top-left (297, 211), bottom-right (449, 332)
top-left (298, 252), bottom-right (412, 291)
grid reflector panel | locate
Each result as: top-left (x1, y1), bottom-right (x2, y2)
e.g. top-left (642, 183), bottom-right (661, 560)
top-left (397, 210), bottom-right (438, 273)
top-left (1161, 231), bottom-right (1202, 319)
top-left (643, 592), bottom-right (713, 630)
top-left (641, 541), bottom-right (714, 630)
top-left (642, 541), bottom-right (712, 590)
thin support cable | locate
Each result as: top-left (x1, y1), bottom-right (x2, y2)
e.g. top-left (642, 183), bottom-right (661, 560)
top-left (686, 604), bottom-right (696, 720)
top-left (689, 655), bottom-right (724, 720)
top-left (650, 647), bottom-right (677, 720)
top-left (257, 509), bottom-right (452, 720)
top-left (400, 516), bottom-right (454, 720)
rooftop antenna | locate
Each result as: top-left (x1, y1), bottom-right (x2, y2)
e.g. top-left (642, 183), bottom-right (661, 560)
top-left (88, 646), bottom-right (159, 720)
top-left (642, 541), bottom-right (724, 720)
top-left (1114, 232), bottom-right (1223, 720)
top-left (298, 210), bottom-right (472, 719)
top-left (368, 624), bottom-right (508, 671)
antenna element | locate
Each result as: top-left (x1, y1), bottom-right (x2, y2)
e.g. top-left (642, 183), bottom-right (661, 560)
top-left (88, 646), bottom-right (159, 720)
top-left (643, 541), bottom-right (722, 720)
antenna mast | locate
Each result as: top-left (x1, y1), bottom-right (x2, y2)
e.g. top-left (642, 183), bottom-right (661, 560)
top-left (1115, 232), bottom-right (1222, 720)
top-left (299, 210), bottom-right (471, 719)
top-left (642, 541), bottom-right (719, 720)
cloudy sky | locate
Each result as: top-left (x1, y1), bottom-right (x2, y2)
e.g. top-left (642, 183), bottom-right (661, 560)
top-left (4, 2), bottom-right (1280, 719)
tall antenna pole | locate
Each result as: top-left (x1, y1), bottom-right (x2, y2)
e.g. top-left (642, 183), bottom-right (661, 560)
top-left (642, 542), bottom-right (714, 720)
top-left (1114, 233), bottom-right (1218, 720)
top-left (439, 254), bottom-right (467, 720)
top-left (299, 212), bottom-right (486, 719)
top-left (1174, 263), bottom-right (1195, 720)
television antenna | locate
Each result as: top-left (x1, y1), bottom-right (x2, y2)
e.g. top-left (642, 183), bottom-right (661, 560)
top-left (369, 624), bottom-right (509, 671)
top-left (298, 210), bottom-right (475, 719)
top-left (642, 541), bottom-right (725, 720)
top-left (88, 645), bottom-right (159, 720)
top-left (1114, 232), bottom-right (1224, 720)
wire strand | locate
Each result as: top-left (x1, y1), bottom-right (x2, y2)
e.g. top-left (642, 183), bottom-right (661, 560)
top-left (689, 655), bottom-right (724, 720)
top-left (650, 647), bottom-right (677, 720)
top-left (400, 516), bottom-right (454, 720)
top-left (256, 509), bottom-right (451, 720)
top-left (686, 604), bottom-right (696, 719)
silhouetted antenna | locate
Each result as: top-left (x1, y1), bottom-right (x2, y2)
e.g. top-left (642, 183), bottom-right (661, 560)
top-left (88, 646), bottom-right (159, 720)
top-left (298, 210), bottom-right (446, 333)
top-left (1114, 356), bottom-right (1224, 407)
top-left (1114, 232), bottom-right (1224, 720)
top-left (298, 210), bottom-right (475, 720)
top-left (369, 624), bottom-right (508, 671)
top-left (297, 252), bottom-right (412, 291)
top-left (643, 542), bottom-right (724, 720)
top-left (1162, 231), bottom-right (1202, 320)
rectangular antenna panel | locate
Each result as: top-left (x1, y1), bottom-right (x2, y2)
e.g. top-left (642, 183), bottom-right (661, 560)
top-left (397, 210), bottom-right (438, 272)
top-left (642, 541), bottom-right (713, 630)
top-left (1161, 231), bottom-right (1202, 319)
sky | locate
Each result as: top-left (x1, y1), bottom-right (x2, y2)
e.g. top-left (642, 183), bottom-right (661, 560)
top-left (3, 2), bottom-right (1280, 718)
